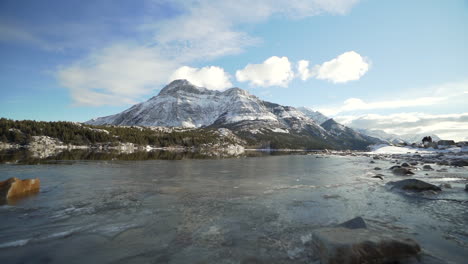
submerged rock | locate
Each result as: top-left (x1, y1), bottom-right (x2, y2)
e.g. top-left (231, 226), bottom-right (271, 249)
top-left (391, 167), bottom-right (415, 176)
top-left (312, 217), bottom-right (421, 264)
top-left (374, 167), bottom-right (382, 170)
top-left (401, 162), bottom-right (410, 167)
top-left (388, 179), bottom-right (441, 192)
top-left (439, 183), bottom-right (452, 189)
top-left (338, 217), bottom-right (367, 229)
top-left (465, 184), bottom-right (468, 191)
top-left (436, 160), bottom-right (449, 166)
top-left (450, 159), bottom-right (468, 167)
top-left (0, 177), bottom-right (40, 204)
top-left (372, 174), bottom-right (384, 180)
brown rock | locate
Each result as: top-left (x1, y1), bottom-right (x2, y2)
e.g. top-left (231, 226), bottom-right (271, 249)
top-left (0, 177), bottom-right (40, 204)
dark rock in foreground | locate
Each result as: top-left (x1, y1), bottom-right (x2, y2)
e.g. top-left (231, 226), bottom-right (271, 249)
top-left (312, 217), bottom-right (421, 264)
top-left (0, 177), bottom-right (40, 204)
top-left (388, 179), bottom-right (441, 192)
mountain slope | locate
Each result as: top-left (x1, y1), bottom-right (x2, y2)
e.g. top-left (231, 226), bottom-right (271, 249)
top-left (87, 80), bottom-right (377, 150)
top-left (297, 107), bottom-right (329, 124)
top-left (321, 119), bottom-right (383, 149)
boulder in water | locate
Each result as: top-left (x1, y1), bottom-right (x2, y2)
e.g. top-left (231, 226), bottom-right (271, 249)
top-left (0, 177), bottom-right (40, 204)
top-left (312, 217), bottom-right (421, 264)
top-left (422, 165), bottom-right (434, 171)
top-left (388, 179), bottom-right (441, 192)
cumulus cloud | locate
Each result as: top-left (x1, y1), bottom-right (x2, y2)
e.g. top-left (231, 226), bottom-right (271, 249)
top-left (299, 51), bottom-right (370, 83)
top-left (169, 66), bottom-right (232, 90)
top-left (53, 0), bottom-right (360, 105)
top-left (335, 113), bottom-right (468, 141)
top-left (236, 56), bottom-right (294, 87)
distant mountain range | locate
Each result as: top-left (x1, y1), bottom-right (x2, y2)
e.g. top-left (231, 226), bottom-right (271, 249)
top-left (87, 80), bottom-right (382, 150)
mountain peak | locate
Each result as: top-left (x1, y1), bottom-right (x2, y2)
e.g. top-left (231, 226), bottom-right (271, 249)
top-left (159, 79), bottom-right (209, 96)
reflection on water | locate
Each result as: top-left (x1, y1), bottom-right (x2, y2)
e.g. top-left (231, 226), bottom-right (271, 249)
top-left (0, 149), bottom-right (314, 164)
top-left (0, 154), bottom-right (466, 263)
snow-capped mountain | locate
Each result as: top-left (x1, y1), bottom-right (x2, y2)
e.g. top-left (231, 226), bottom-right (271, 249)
top-left (355, 128), bottom-right (441, 144)
top-left (87, 80), bottom-right (378, 150)
top-left (88, 80), bottom-right (279, 128)
top-left (297, 107), bottom-right (329, 125)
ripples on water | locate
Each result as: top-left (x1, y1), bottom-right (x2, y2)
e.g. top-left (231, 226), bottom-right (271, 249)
top-left (0, 151), bottom-right (467, 263)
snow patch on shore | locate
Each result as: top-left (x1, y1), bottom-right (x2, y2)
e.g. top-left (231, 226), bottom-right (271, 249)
top-left (370, 144), bottom-right (468, 154)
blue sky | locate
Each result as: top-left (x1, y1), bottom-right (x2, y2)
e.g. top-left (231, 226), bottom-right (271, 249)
top-left (1, 0), bottom-right (467, 140)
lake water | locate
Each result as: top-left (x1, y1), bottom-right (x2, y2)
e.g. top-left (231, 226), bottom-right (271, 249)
top-left (0, 152), bottom-right (467, 263)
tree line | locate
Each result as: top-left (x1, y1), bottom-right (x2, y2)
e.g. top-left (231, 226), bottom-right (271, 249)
top-left (0, 118), bottom-right (232, 147)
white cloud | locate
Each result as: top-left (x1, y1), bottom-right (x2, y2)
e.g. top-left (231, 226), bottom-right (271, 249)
top-left (316, 51), bottom-right (370, 83)
top-left (297, 60), bottom-right (312, 81)
top-left (53, 1), bottom-right (360, 106)
top-left (57, 44), bottom-right (177, 106)
top-left (319, 97), bottom-right (443, 116)
top-left (336, 112), bottom-right (468, 141)
top-left (299, 51), bottom-right (370, 83)
top-left (236, 56), bottom-right (294, 87)
top-left (169, 66), bottom-right (232, 90)
top-left (317, 81), bottom-right (468, 116)
top-left (319, 96), bottom-right (445, 116)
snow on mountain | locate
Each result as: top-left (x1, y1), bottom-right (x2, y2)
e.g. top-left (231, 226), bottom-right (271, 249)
top-left (399, 133), bottom-right (441, 144)
top-left (297, 107), bottom-right (329, 125)
top-left (87, 80), bottom-right (378, 150)
top-left (87, 80), bottom-right (278, 128)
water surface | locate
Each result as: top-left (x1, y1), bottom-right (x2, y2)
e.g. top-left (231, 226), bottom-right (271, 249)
top-left (0, 153), bottom-right (467, 263)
